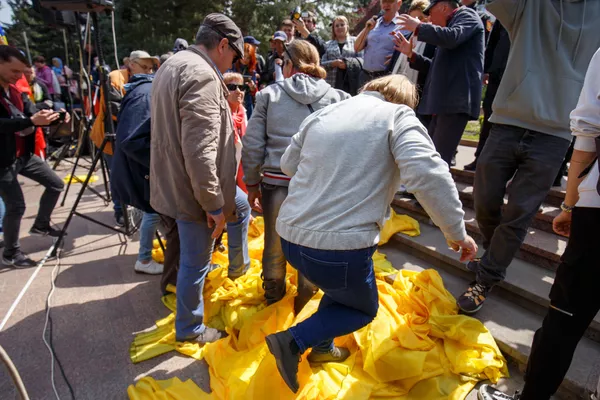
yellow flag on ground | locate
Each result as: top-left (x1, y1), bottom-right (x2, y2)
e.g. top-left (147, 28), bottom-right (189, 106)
top-left (129, 216), bottom-right (507, 399)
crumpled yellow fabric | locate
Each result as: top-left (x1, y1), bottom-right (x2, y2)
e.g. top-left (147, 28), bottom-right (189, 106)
top-left (62, 174), bottom-right (99, 184)
top-left (127, 377), bottom-right (210, 400)
top-left (379, 209), bottom-right (420, 245)
top-left (129, 216), bottom-right (507, 400)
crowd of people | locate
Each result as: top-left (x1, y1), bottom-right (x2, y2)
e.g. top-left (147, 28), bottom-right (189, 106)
top-left (1, 0), bottom-right (600, 398)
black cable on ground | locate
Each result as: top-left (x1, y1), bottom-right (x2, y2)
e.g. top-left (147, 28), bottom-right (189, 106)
top-left (44, 249), bottom-right (76, 400)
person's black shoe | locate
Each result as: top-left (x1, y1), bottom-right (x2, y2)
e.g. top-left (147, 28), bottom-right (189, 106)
top-left (265, 331), bottom-right (301, 393)
top-left (451, 155), bottom-right (457, 167)
top-left (478, 384), bottom-right (521, 400)
top-left (2, 252), bottom-right (37, 268)
top-left (29, 225), bottom-right (62, 238)
top-left (115, 214), bottom-right (125, 227)
top-left (464, 159), bottom-right (478, 171)
top-left (457, 281), bottom-right (492, 314)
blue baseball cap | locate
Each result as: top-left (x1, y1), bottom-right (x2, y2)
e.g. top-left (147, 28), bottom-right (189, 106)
top-left (244, 36), bottom-right (261, 46)
top-left (271, 31), bottom-right (287, 42)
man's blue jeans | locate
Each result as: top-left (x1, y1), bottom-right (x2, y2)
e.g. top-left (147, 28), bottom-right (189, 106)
top-left (102, 153), bottom-right (122, 216)
top-left (0, 197), bottom-right (5, 233)
top-left (281, 239), bottom-right (379, 353)
top-left (175, 187), bottom-right (250, 341)
top-left (138, 212), bottom-right (161, 262)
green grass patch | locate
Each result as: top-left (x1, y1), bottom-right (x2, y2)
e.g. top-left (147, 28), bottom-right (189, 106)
top-left (462, 120), bottom-right (481, 141)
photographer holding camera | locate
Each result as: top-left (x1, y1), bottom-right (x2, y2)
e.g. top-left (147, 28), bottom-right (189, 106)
top-left (292, 10), bottom-right (327, 57)
top-left (0, 46), bottom-right (70, 268)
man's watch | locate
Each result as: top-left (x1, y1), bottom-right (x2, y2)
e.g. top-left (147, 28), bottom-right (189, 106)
top-left (560, 202), bottom-right (575, 213)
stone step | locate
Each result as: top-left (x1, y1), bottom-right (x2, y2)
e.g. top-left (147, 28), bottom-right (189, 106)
top-left (379, 244), bottom-right (600, 400)
top-left (393, 196), bottom-right (566, 272)
top-left (387, 208), bottom-right (600, 343)
top-left (450, 168), bottom-right (566, 208)
top-left (453, 181), bottom-right (561, 235)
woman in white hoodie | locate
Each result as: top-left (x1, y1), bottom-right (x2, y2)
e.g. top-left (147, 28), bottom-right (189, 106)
top-left (264, 74), bottom-right (478, 393)
top-left (242, 40), bottom-right (350, 310)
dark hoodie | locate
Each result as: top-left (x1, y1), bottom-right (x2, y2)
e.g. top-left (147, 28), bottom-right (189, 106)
top-left (488, 0), bottom-right (600, 140)
top-left (111, 74), bottom-right (154, 212)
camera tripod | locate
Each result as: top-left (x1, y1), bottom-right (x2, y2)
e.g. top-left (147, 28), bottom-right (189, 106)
top-left (50, 11), bottom-right (138, 257)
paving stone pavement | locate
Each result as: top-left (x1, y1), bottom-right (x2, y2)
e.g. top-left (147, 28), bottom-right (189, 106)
top-left (0, 156), bottom-right (534, 399)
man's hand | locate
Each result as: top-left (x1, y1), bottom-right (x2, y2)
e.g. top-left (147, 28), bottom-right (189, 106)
top-left (447, 235), bottom-right (478, 262)
top-left (31, 109), bottom-right (59, 126)
top-left (365, 18), bottom-right (377, 31)
top-left (59, 108), bottom-right (71, 124)
top-left (332, 59), bottom-right (347, 69)
top-left (248, 190), bottom-right (263, 213)
top-left (207, 211), bottom-right (226, 239)
top-left (398, 14), bottom-right (421, 33)
top-left (275, 58), bottom-right (283, 66)
top-left (293, 19), bottom-right (310, 38)
top-left (482, 73), bottom-right (489, 86)
top-left (384, 54), bottom-right (393, 66)
top-left (553, 210), bottom-right (572, 237)
top-left (393, 33), bottom-right (414, 58)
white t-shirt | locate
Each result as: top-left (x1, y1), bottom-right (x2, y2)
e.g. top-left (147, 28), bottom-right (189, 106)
top-left (570, 48), bottom-right (600, 209)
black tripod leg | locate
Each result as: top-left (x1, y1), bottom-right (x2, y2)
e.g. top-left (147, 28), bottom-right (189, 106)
top-left (52, 135), bottom-right (121, 256)
top-left (60, 136), bottom-right (85, 207)
top-left (100, 152), bottom-right (111, 203)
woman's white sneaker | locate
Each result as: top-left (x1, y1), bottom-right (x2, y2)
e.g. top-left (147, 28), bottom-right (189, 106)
top-left (134, 260), bottom-right (164, 275)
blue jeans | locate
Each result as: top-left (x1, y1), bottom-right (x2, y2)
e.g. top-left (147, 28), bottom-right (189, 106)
top-left (281, 239), bottom-right (379, 353)
top-left (228, 187), bottom-right (251, 278)
top-left (103, 153), bottom-right (122, 215)
top-left (175, 187), bottom-right (250, 341)
top-left (0, 197), bottom-right (5, 233)
top-left (138, 212), bottom-right (161, 262)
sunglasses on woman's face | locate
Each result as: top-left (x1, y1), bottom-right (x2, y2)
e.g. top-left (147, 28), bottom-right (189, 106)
top-left (227, 83), bottom-right (248, 92)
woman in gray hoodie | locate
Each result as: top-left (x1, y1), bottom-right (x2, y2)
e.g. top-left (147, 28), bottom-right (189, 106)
top-left (242, 40), bottom-right (350, 311)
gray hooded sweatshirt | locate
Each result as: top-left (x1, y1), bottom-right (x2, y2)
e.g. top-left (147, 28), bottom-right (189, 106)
top-left (488, 0), bottom-right (600, 140)
top-left (242, 74), bottom-right (350, 188)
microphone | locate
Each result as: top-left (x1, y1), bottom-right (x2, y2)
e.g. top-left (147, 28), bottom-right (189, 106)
top-left (372, 10), bottom-right (384, 21)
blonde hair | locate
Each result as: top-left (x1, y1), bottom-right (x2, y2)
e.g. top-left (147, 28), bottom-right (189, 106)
top-left (361, 75), bottom-right (418, 109)
top-left (285, 40), bottom-right (327, 80)
top-left (331, 16), bottom-right (349, 41)
top-left (409, 0), bottom-right (430, 14)
top-left (223, 72), bottom-right (243, 84)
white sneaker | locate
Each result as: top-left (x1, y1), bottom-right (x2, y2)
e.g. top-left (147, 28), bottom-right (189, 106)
top-left (134, 259), bottom-right (164, 275)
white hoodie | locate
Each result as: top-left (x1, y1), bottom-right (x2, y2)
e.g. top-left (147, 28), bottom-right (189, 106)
top-left (571, 48), bottom-right (600, 208)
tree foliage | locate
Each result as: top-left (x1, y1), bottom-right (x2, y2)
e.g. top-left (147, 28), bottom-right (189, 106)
top-left (4, 0), bottom-right (379, 68)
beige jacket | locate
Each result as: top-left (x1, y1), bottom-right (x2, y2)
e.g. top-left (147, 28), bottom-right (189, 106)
top-left (150, 47), bottom-right (237, 223)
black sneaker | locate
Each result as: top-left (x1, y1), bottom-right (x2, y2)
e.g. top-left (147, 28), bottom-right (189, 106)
top-left (457, 281), bottom-right (492, 314)
top-left (3, 252), bottom-right (37, 268)
top-left (265, 331), bottom-right (301, 393)
top-left (478, 384), bottom-right (521, 400)
top-left (29, 225), bottom-right (62, 238)
top-left (115, 214), bottom-right (125, 227)
top-left (464, 159), bottom-right (478, 171)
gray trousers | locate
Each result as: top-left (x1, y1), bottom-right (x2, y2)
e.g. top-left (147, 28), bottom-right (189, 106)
top-left (0, 156), bottom-right (64, 257)
top-left (474, 124), bottom-right (570, 285)
top-left (261, 183), bottom-right (317, 312)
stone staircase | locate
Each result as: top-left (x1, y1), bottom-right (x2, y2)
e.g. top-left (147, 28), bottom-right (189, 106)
top-left (383, 145), bottom-right (600, 399)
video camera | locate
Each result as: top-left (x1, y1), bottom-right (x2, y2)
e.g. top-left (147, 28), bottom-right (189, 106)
top-left (290, 6), bottom-right (310, 21)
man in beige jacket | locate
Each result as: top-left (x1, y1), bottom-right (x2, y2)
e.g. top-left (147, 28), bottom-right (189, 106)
top-left (150, 13), bottom-right (247, 343)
